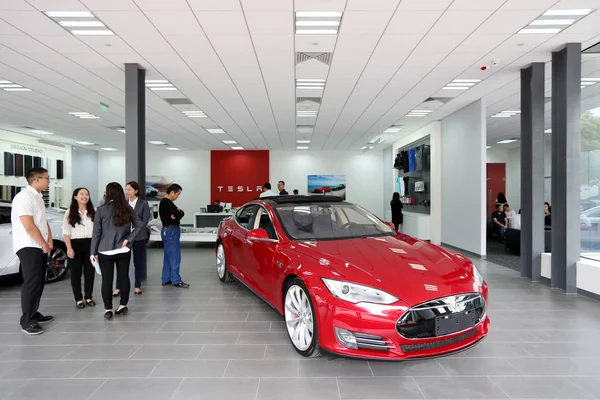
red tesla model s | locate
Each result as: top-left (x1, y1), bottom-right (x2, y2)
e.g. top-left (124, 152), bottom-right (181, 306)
top-left (216, 195), bottom-right (489, 360)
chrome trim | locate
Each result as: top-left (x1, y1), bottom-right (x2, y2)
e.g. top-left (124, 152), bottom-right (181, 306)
top-left (247, 237), bottom-right (279, 243)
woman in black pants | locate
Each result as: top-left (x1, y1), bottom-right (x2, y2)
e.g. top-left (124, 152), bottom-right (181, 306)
top-left (62, 188), bottom-right (96, 309)
top-left (113, 181), bottom-right (150, 296)
top-left (391, 192), bottom-right (403, 231)
top-left (90, 182), bottom-right (143, 319)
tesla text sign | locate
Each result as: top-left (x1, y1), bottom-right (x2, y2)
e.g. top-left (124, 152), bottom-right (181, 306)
top-left (210, 150), bottom-right (269, 206)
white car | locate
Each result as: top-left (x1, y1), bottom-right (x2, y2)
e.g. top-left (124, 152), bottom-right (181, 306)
top-left (0, 201), bottom-right (70, 284)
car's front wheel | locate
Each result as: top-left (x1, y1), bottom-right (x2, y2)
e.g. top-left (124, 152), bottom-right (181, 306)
top-left (45, 241), bottom-right (69, 284)
top-left (284, 278), bottom-right (320, 357)
top-left (216, 243), bottom-right (234, 283)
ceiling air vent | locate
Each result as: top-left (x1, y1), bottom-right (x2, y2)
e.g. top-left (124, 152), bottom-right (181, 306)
top-left (296, 52), bottom-right (332, 66)
top-left (164, 98), bottom-right (193, 105)
top-left (425, 97), bottom-right (452, 104)
top-left (297, 97), bottom-right (321, 104)
top-left (296, 125), bottom-right (314, 134)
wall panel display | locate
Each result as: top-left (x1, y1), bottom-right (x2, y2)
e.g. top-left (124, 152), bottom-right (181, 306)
top-left (34, 156), bottom-right (42, 168)
top-left (3, 153), bottom-right (13, 176)
top-left (393, 137), bottom-right (431, 215)
top-left (307, 175), bottom-right (346, 200)
top-left (24, 155), bottom-right (33, 173)
top-left (47, 158), bottom-right (56, 179)
top-left (56, 159), bottom-right (64, 180)
top-left (14, 153), bottom-right (24, 176)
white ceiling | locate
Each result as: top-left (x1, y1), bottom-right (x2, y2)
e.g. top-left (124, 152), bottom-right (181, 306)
top-left (0, 0), bottom-right (599, 152)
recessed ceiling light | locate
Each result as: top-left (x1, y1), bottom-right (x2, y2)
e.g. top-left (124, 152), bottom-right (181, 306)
top-left (231, 146), bottom-right (244, 150)
top-left (71, 29), bottom-right (114, 36)
top-left (530, 19), bottom-right (575, 25)
top-left (582, 78), bottom-right (600, 82)
top-left (145, 83), bottom-right (174, 87)
top-left (117, 128), bottom-right (126, 134)
top-left (486, 146), bottom-right (492, 149)
top-left (3, 88), bottom-right (32, 92)
top-left (0, 84), bottom-right (23, 88)
top-left (453, 79), bottom-right (481, 83)
top-left (498, 139), bottom-right (518, 144)
top-left (59, 21), bottom-right (105, 27)
top-left (545, 129), bottom-right (552, 133)
top-left (442, 86), bottom-right (470, 90)
top-left (166, 147), bottom-right (180, 151)
top-left (519, 28), bottom-right (562, 34)
top-left (30, 130), bottom-right (53, 135)
top-left (69, 111), bottom-right (99, 119)
top-left (446, 83), bottom-right (475, 87)
top-left (223, 140), bottom-right (237, 144)
top-left (297, 140), bottom-right (311, 144)
top-left (296, 146), bottom-right (309, 150)
top-left (384, 126), bottom-right (403, 133)
top-left (101, 147), bottom-right (117, 151)
top-left (76, 141), bottom-right (95, 145)
top-left (207, 128), bottom-right (225, 134)
top-left (45, 11), bottom-right (94, 18)
top-left (543, 9), bottom-right (592, 16)
top-left (295, 11), bottom-right (343, 35)
top-left (149, 141), bottom-right (166, 145)
top-left (150, 87), bottom-right (178, 91)
top-left (145, 80), bottom-right (169, 83)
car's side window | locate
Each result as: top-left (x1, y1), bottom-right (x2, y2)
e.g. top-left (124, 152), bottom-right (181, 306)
top-left (236, 205), bottom-right (257, 230)
top-left (255, 207), bottom-right (278, 240)
top-left (0, 206), bottom-right (11, 225)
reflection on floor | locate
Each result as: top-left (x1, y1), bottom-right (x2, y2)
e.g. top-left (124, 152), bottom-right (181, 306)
top-left (1, 244), bottom-right (600, 400)
top-left (486, 239), bottom-right (521, 272)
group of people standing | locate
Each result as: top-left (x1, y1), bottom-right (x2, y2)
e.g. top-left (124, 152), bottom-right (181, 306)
top-left (11, 167), bottom-right (188, 335)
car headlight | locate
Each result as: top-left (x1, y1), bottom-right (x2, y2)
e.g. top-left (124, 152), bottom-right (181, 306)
top-left (321, 278), bottom-right (399, 304)
top-left (473, 266), bottom-right (484, 287)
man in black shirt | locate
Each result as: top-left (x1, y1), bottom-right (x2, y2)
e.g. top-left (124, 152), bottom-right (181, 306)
top-left (491, 204), bottom-right (507, 242)
top-left (277, 181), bottom-right (288, 195)
top-left (159, 184), bottom-right (189, 288)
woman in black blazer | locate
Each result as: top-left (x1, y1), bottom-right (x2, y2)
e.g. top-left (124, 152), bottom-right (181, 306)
top-left (391, 192), bottom-right (403, 231)
top-left (113, 181), bottom-right (151, 296)
top-left (91, 182), bottom-right (143, 319)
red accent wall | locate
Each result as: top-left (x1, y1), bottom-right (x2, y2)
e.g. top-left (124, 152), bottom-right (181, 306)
top-left (210, 150), bottom-right (270, 206)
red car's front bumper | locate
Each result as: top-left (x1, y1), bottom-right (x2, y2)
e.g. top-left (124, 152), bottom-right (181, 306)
top-left (309, 283), bottom-right (490, 360)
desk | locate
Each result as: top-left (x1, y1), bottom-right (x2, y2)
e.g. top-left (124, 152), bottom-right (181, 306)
top-left (148, 226), bottom-right (219, 243)
top-left (194, 212), bottom-right (233, 229)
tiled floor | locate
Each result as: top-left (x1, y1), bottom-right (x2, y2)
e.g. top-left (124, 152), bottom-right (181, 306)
top-left (1, 244), bottom-right (600, 400)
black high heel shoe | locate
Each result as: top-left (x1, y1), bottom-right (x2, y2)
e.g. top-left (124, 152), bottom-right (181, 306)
top-left (104, 311), bottom-right (113, 320)
top-left (115, 306), bottom-right (128, 316)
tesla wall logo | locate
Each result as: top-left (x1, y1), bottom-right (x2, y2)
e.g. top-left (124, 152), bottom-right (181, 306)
top-left (210, 150), bottom-right (269, 206)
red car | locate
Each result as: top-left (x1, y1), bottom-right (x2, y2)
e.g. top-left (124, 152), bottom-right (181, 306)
top-left (216, 196), bottom-right (489, 360)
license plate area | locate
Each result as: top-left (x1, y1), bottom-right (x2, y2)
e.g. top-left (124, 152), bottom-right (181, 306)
top-left (434, 310), bottom-right (477, 336)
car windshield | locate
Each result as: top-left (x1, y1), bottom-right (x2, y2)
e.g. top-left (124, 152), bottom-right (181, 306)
top-left (275, 203), bottom-right (395, 241)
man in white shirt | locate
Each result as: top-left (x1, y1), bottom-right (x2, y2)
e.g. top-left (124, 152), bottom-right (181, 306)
top-left (11, 168), bottom-right (54, 335)
top-left (259, 182), bottom-right (278, 198)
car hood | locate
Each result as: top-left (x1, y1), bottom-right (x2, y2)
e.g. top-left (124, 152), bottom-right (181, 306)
top-left (293, 234), bottom-right (480, 306)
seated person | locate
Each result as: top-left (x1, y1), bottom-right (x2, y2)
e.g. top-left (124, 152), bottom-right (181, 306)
top-left (293, 189), bottom-right (299, 195)
top-left (504, 204), bottom-right (516, 219)
top-left (491, 204), bottom-right (508, 242)
top-left (207, 200), bottom-right (223, 213)
top-left (214, 200), bottom-right (224, 212)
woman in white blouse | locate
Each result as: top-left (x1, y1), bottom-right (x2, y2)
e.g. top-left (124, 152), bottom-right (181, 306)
top-left (62, 188), bottom-right (96, 309)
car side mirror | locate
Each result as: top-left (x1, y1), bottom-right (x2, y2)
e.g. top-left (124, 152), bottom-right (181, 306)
top-left (385, 221), bottom-right (397, 231)
top-left (246, 228), bottom-right (277, 243)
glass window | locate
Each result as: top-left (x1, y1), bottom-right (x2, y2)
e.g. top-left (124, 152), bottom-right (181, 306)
top-left (256, 207), bottom-right (277, 240)
top-left (275, 203), bottom-right (394, 241)
top-left (235, 205), bottom-right (257, 230)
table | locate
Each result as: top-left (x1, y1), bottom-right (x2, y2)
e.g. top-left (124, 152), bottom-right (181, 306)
top-left (194, 212), bottom-right (233, 229)
top-left (148, 226), bottom-right (219, 243)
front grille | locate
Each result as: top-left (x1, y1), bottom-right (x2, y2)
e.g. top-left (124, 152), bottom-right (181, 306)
top-left (355, 333), bottom-right (390, 351)
top-left (400, 329), bottom-right (478, 353)
top-left (396, 293), bottom-right (485, 339)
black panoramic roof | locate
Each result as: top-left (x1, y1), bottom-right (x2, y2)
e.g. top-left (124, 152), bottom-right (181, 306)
top-left (258, 195), bottom-right (346, 205)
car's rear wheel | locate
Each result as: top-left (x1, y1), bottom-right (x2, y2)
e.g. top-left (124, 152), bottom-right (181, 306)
top-left (45, 241), bottom-right (69, 284)
top-left (216, 243), bottom-right (234, 283)
top-left (284, 279), bottom-right (320, 357)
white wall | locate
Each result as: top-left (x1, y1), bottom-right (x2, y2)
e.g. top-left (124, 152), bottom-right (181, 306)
top-left (71, 147), bottom-right (98, 205)
top-left (441, 100), bottom-right (487, 256)
top-left (383, 146), bottom-right (393, 222)
top-left (390, 122), bottom-right (442, 244)
top-left (270, 150), bottom-right (385, 218)
top-left (98, 151), bottom-right (210, 225)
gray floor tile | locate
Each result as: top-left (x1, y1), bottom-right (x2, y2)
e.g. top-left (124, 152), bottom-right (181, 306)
top-left (214, 321), bottom-right (271, 332)
top-left (1, 345), bottom-right (75, 360)
top-left (492, 377), bottom-right (591, 399)
top-left (49, 322), bottom-right (110, 333)
top-left (0, 380), bottom-right (26, 400)
top-left (337, 377), bottom-right (424, 399)
top-left (437, 357), bottom-right (520, 376)
top-left (570, 377), bottom-right (600, 399)
top-left (7, 378), bottom-right (106, 400)
top-left (54, 332), bottom-right (125, 345)
top-left (246, 311), bottom-right (282, 322)
top-left (198, 344), bottom-right (266, 359)
top-left (507, 357), bottom-right (600, 376)
top-left (237, 332), bottom-right (290, 344)
top-left (158, 321), bottom-right (217, 332)
top-left (87, 378), bottom-right (182, 400)
top-left (258, 378), bottom-right (340, 400)
top-left (64, 344), bottom-right (141, 360)
top-left (144, 312), bottom-right (200, 322)
top-left (116, 332), bottom-right (182, 344)
top-left (265, 344), bottom-right (304, 360)
top-left (2, 360), bottom-right (91, 379)
top-left (173, 378), bottom-right (259, 400)
top-left (150, 359), bottom-right (229, 377)
top-left (194, 311), bottom-right (249, 321)
top-left (103, 321), bottom-right (167, 333)
top-left (457, 342), bottom-right (532, 358)
top-left (130, 344), bottom-right (204, 360)
top-left (369, 360), bottom-right (449, 377)
top-left (414, 376), bottom-right (508, 399)
top-left (225, 360), bottom-right (299, 377)
top-left (299, 359), bottom-right (373, 378)
top-left (178, 332), bottom-right (240, 344)
top-left (75, 359), bottom-right (160, 378)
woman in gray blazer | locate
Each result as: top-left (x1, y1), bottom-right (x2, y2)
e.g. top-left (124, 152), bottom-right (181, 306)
top-left (91, 182), bottom-right (144, 319)
top-left (113, 181), bottom-right (150, 296)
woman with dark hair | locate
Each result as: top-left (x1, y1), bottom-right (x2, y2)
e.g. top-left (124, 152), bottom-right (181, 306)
top-left (495, 192), bottom-right (508, 207)
top-left (91, 182), bottom-right (143, 319)
top-left (62, 188), bottom-right (96, 309)
top-left (390, 192), bottom-right (403, 231)
top-left (113, 181), bottom-right (151, 296)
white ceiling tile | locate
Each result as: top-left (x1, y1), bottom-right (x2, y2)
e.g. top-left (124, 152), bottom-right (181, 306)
top-left (454, 34), bottom-right (512, 53)
top-left (554, 0), bottom-right (600, 7)
top-left (295, 0), bottom-right (347, 11)
top-left (240, 0), bottom-right (293, 11)
top-left (339, 11), bottom-right (394, 35)
top-left (475, 10), bottom-right (544, 34)
top-left (0, 11), bottom-right (67, 35)
top-left (194, 11), bottom-right (249, 35)
top-left (187, 0), bottom-right (241, 10)
top-left (26, 0), bottom-right (86, 11)
top-left (397, 0), bottom-right (453, 10)
top-left (93, 11), bottom-right (158, 35)
top-left (252, 34), bottom-right (293, 54)
top-left (429, 10), bottom-right (495, 34)
top-left (245, 11), bottom-right (293, 34)
top-left (122, 33), bottom-right (174, 53)
top-left (294, 34), bottom-right (337, 52)
top-left (346, 0), bottom-right (401, 10)
top-left (0, 34), bottom-right (55, 53)
top-left (386, 10), bottom-right (445, 34)
top-left (0, 0), bottom-right (34, 10)
top-left (33, 35), bottom-right (96, 54)
top-left (144, 11), bottom-right (204, 35)
top-left (78, 36), bottom-right (135, 55)
top-left (449, 0), bottom-right (505, 10)
top-left (0, 19), bottom-right (22, 34)
top-left (134, 0), bottom-right (191, 10)
top-left (80, 0), bottom-right (138, 11)
top-left (500, 0), bottom-right (558, 9)
top-left (166, 34), bottom-right (211, 54)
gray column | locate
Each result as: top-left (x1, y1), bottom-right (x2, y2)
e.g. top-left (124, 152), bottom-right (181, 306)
top-left (551, 43), bottom-right (581, 293)
top-left (125, 63), bottom-right (146, 197)
top-left (520, 63), bottom-right (545, 281)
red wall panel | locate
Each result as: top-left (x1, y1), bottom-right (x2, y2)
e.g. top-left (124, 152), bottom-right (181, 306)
top-left (210, 150), bottom-right (270, 206)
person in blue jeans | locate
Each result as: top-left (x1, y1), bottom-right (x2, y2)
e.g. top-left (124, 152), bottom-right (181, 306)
top-left (491, 204), bottom-right (508, 243)
top-left (159, 184), bottom-right (189, 288)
